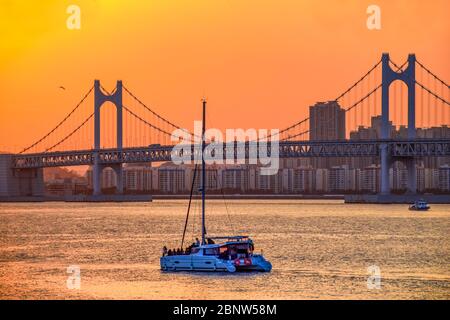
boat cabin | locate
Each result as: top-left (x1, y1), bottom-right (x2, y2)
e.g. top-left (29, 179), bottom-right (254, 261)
top-left (190, 236), bottom-right (254, 260)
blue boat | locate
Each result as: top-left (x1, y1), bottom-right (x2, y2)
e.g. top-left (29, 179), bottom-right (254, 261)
top-left (160, 99), bottom-right (272, 273)
top-left (409, 199), bottom-right (430, 211)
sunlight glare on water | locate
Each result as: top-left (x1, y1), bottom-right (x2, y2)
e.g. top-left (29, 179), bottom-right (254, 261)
top-left (0, 200), bottom-right (449, 299)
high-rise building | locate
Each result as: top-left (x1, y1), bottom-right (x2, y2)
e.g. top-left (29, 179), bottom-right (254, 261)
top-left (417, 126), bottom-right (450, 169)
top-left (101, 167), bottom-right (116, 189)
top-left (158, 164), bottom-right (185, 194)
top-left (220, 166), bottom-right (249, 191)
top-left (309, 101), bottom-right (346, 141)
top-left (438, 165), bottom-right (450, 191)
top-left (310, 101), bottom-right (346, 169)
top-left (360, 165), bottom-right (380, 193)
top-left (350, 115), bottom-right (394, 140)
top-left (349, 116), bottom-right (393, 169)
top-left (390, 162), bottom-right (408, 191)
top-left (124, 165), bottom-right (153, 191)
top-left (281, 169), bottom-right (294, 193)
top-left (256, 168), bottom-right (282, 193)
top-left (293, 167), bottom-right (315, 193)
top-left (315, 168), bottom-right (329, 192)
top-left (328, 165), bottom-right (356, 192)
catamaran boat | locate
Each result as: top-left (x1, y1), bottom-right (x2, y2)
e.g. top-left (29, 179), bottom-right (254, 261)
top-left (160, 99), bottom-right (272, 273)
top-left (160, 235), bottom-right (272, 272)
top-left (409, 199), bottom-right (430, 211)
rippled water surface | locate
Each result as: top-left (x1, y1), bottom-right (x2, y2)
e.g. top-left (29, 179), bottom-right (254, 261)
top-left (0, 200), bottom-right (449, 299)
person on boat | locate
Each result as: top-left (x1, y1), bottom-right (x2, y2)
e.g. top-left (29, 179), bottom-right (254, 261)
top-left (162, 246), bottom-right (167, 257)
top-left (207, 238), bottom-right (215, 244)
top-left (195, 238), bottom-right (200, 246)
top-left (167, 249), bottom-right (172, 256)
top-left (229, 247), bottom-right (237, 260)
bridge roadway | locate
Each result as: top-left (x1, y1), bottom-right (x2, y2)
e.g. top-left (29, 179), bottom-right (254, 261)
top-left (10, 139), bottom-right (450, 169)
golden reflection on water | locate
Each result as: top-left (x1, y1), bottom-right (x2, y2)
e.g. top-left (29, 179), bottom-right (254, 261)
top-left (0, 200), bottom-right (449, 299)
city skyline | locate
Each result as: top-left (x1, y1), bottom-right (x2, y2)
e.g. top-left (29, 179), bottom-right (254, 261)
top-left (42, 110), bottom-right (450, 196)
top-left (1, 1), bottom-right (450, 152)
top-left (49, 161), bottom-right (449, 195)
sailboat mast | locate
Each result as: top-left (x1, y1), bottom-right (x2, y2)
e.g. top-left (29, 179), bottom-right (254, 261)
top-left (201, 97), bottom-right (207, 245)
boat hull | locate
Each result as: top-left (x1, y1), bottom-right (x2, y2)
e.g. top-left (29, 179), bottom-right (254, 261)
top-left (409, 206), bottom-right (430, 211)
top-left (160, 254), bottom-right (272, 273)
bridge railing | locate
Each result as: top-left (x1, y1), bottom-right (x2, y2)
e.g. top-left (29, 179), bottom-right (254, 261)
top-left (10, 139), bottom-right (450, 169)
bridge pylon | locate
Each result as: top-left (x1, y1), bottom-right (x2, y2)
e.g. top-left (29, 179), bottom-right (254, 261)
top-left (93, 80), bottom-right (124, 196)
top-left (380, 53), bottom-right (417, 194)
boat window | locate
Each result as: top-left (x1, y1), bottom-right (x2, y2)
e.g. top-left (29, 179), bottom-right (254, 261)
top-left (232, 244), bottom-right (249, 253)
top-left (219, 246), bottom-right (228, 254)
top-left (204, 248), bottom-right (219, 255)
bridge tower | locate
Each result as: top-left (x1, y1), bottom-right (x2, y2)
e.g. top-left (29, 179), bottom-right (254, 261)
top-left (380, 53), bottom-right (416, 194)
top-left (93, 80), bottom-right (123, 196)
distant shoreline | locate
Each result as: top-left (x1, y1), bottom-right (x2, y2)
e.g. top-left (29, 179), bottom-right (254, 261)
top-left (0, 194), bottom-right (344, 202)
top-left (152, 194), bottom-right (344, 200)
top-left (2, 194), bottom-right (449, 203)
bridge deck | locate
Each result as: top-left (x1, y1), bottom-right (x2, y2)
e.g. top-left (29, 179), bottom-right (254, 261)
top-left (10, 139), bottom-right (450, 169)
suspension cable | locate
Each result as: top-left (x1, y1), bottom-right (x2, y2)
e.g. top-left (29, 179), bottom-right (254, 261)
top-left (20, 85), bottom-right (94, 153)
top-left (415, 81), bottom-right (450, 106)
top-left (45, 112), bottom-right (94, 152)
top-left (123, 85), bottom-right (193, 136)
top-left (390, 59), bottom-right (449, 106)
top-left (273, 58), bottom-right (383, 141)
top-left (416, 59), bottom-right (449, 88)
top-left (122, 105), bottom-right (173, 136)
top-left (101, 84), bottom-right (188, 141)
top-left (389, 60), bottom-right (408, 72)
top-left (282, 83), bottom-right (383, 142)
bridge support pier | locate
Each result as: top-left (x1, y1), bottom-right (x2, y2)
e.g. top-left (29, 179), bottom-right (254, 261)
top-left (92, 80), bottom-right (124, 197)
top-left (93, 152), bottom-right (101, 196)
top-left (0, 154), bottom-right (44, 198)
top-left (112, 164), bottom-right (123, 195)
top-left (380, 53), bottom-right (417, 195)
top-left (380, 144), bottom-right (390, 194)
top-left (92, 161), bottom-right (124, 196)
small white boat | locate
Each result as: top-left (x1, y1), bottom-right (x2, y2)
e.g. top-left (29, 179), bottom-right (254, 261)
top-left (160, 98), bottom-right (272, 273)
top-left (409, 199), bottom-right (430, 211)
top-left (161, 236), bottom-right (272, 272)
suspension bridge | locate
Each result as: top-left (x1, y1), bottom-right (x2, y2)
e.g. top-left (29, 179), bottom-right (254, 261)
top-left (1, 53), bottom-right (449, 201)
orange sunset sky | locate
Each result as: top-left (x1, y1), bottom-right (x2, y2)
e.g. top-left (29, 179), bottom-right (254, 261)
top-left (0, 0), bottom-right (449, 152)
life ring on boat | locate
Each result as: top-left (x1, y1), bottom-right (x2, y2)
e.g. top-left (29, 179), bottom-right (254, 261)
top-left (234, 259), bottom-right (241, 266)
top-left (244, 258), bottom-right (252, 266)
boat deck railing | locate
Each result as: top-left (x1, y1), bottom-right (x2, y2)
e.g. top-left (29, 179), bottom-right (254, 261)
top-left (208, 235), bottom-right (249, 241)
